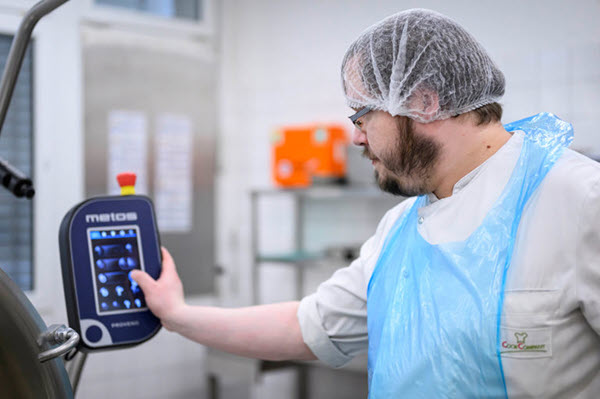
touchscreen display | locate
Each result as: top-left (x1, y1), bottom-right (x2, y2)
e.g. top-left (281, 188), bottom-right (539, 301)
top-left (87, 226), bottom-right (147, 314)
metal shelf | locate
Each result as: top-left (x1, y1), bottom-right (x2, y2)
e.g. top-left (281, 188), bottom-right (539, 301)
top-left (251, 184), bottom-right (397, 200)
top-left (250, 185), bottom-right (400, 305)
top-left (227, 185), bottom-right (385, 399)
top-left (255, 251), bottom-right (324, 264)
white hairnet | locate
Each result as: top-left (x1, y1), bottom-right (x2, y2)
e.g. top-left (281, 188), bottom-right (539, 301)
top-left (342, 9), bottom-right (505, 123)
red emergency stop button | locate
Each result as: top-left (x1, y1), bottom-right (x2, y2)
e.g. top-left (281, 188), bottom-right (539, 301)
top-left (116, 172), bottom-right (136, 195)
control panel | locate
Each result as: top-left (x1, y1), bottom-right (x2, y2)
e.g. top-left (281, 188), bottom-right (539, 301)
top-left (59, 173), bottom-right (162, 351)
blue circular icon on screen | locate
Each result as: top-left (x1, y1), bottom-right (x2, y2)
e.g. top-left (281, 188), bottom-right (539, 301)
top-left (129, 230), bottom-right (134, 235)
top-left (124, 300), bottom-right (131, 309)
top-left (120, 230), bottom-right (125, 236)
top-left (101, 302), bottom-right (109, 310)
top-left (98, 273), bottom-right (107, 284)
top-left (112, 301), bottom-right (119, 308)
top-left (96, 260), bottom-right (105, 269)
top-left (125, 243), bottom-right (133, 253)
top-left (100, 287), bottom-right (109, 297)
top-left (111, 231), bottom-right (116, 236)
top-left (94, 246), bottom-right (102, 256)
top-left (119, 257), bottom-right (137, 270)
top-left (116, 286), bottom-right (125, 296)
top-left (134, 298), bottom-right (142, 308)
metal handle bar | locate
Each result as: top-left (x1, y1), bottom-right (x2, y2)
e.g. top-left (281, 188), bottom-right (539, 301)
top-left (38, 324), bottom-right (80, 363)
top-left (0, 0), bottom-right (69, 138)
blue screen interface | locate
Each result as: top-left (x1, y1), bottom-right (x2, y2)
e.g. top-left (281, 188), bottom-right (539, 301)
top-left (88, 226), bottom-right (147, 314)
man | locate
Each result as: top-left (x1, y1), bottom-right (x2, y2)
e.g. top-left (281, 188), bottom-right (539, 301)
top-left (132, 9), bottom-right (600, 398)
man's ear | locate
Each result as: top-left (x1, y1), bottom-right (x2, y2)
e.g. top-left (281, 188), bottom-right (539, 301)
top-left (411, 88), bottom-right (440, 122)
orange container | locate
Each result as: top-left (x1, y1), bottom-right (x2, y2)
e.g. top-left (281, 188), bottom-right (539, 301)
top-left (272, 124), bottom-right (348, 188)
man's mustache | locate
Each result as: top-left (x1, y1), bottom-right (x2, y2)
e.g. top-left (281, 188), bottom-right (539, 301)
top-left (362, 147), bottom-right (377, 161)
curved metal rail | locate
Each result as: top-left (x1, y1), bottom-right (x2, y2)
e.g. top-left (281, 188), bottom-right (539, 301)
top-left (0, 0), bottom-right (69, 136)
top-left (38, 324), bottom-right (80, 363)
top-left (0, 0), bottom-right (70, 199)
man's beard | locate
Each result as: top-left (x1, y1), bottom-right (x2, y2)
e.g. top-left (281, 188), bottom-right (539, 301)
top-left (365, 117), bottom-right (441, 197)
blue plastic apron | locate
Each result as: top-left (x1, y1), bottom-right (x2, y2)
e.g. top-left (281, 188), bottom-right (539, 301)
top-left (366, 113), bottom-right (573, 398)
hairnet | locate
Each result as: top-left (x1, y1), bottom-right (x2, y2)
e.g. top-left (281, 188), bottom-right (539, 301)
top-left (341, 9), bottom-right (505, 123)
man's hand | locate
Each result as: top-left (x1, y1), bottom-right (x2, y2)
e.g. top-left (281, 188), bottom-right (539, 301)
top-left (130, 247), bottom-right (186, 331)
top-left (131, 247), bottom-right (316, 362)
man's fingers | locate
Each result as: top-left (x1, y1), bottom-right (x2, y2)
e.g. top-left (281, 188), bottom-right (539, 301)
top-left (161, 247), bottom-right (177, 275)
top-left (130, 270), bottom-right (156, 293)
top-left (130, 247), bottom-right (177, 292)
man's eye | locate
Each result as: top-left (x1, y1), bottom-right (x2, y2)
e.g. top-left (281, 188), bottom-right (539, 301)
top-left (355, 120), bottom-right (363, 127)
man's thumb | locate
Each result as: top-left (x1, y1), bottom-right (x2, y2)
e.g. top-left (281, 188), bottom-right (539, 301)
top-left (129, 270), bottom-right (156, 293)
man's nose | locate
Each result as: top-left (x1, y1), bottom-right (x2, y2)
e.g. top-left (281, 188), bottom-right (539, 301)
top-left (352, 127), bottom-right (367, 146)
